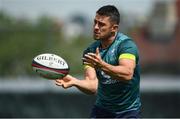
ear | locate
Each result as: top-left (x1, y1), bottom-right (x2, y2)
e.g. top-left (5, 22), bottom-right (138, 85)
top-left (111, 24), bottom-right (119, 32)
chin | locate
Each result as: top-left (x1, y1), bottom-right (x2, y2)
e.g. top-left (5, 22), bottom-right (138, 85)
top-left (94, 38), bottom-right (100, 40)
top-left (93, 36), bottom-right (100, 40)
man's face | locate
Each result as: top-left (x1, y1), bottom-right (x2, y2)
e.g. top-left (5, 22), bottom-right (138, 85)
top-left (93, 13), bottom-right (114, 40)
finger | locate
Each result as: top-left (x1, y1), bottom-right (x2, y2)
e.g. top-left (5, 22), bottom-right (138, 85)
top-left (84, 54), bottom-right (95, 60)
top-left (82, 57), bottom-right (93, 60)
top-left (83, 56), bottom-right (97, 64)
top-left (82, 57), bottom-right (86, 61)
top-left (82, 57), bottom-right (90, 63)
top-left (83, 57), bottom-right (93, 63)
top-left (56, 79), bottom-right (67, 86)
top-left (55, 81), bottom-right (63, 86)
top-left (87, 53), bottom-right (96, 57)
top-left (55, 79), bottom-right (63, 83)
top-left (58, 83), bottom-right (67, 89)
top-left (55, 83), bottom-right (62, 86)
top-left (83, 62), bottom-right (93, 66)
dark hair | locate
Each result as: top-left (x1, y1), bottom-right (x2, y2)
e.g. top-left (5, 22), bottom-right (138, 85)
top-left (96, 5), bottom-right (120, 25)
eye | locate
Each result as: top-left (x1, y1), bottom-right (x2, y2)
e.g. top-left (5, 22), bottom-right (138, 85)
top-left (94, 20), bottom-right (97, 25)
top-left (99, 22), bottom-right (105, 27)
top-left (94, 19), bottom-right (105, 27)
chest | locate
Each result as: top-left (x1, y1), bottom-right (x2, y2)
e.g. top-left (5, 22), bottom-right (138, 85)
top-left (99, 45), bottom-right (119, 65)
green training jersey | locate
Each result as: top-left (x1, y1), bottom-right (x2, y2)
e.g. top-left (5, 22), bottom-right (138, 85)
top-left (83, 32), bottom-right (141, 114)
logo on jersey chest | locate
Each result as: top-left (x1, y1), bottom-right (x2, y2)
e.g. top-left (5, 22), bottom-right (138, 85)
top-left (100, 71), bottom-right (120, 85)
top-left (111, 48), bottom-right (115, 53)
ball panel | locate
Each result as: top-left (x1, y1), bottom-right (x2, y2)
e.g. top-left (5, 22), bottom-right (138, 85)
top-left (33, 53), bottom-right (68, 69)
top-left (33, 67), bottom-right (66, 79)
top-left (32, 61), bottom-right (69, 74)
top-left (32, 53), bottom-right (69, 79)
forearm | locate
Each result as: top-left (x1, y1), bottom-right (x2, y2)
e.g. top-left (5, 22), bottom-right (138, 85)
top-left (56, 66), bottom-right (98, 95)
top-left (99, 61), bottom-right (133, 80)
top-left (64, 74), bottom-right (97, 95)
top-left (74, 79), bottom-right (97, 95)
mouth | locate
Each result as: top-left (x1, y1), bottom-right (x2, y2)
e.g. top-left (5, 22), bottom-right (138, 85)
top-left (94, 32), bottom-right (100, 35)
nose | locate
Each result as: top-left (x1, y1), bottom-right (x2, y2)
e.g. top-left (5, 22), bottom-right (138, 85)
top-left (94, 23), bottom-right (99, 30)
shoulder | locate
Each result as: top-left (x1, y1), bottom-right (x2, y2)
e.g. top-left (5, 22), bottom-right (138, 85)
top-left (116, 32), bottom-right (138, 49)
top-left (116, 32), bottom-right (130, 42)
top-left (116, 33), bottom-right (139, 58)
top-left (121, 39), bottom-right (138, 49)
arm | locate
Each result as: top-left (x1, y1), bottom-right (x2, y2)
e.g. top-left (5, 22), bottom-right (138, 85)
top-left (77, 67), bottom-right (98, 94)
top-left (83, 48), bottom-right (135, 81)
top-left (55, 66), bottom-right (98, 95)
top-left (98, 58), bottom-right (135, 80)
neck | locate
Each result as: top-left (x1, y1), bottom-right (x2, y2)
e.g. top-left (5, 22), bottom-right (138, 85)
top-left (100, 32), bottom-right (117, 49)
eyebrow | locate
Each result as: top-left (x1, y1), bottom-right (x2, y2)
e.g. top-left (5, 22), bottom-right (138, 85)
top-left (94, 19), bottom-right (106, 25)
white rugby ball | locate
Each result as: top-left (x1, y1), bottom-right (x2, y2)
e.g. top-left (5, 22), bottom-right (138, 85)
top-left (32, 53), bottom-right (69, 79)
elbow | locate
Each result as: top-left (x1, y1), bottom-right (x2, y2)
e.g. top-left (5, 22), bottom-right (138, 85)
top-left (88, 80), bottom-right (98, 95)
top-left (121, 71), bottom-right (134, 81)
top-left (91, 88), bottom-right (97, 95)
top-left (124, 68), bottom-right (134, 80)
top-left (124, 74), bottom-right (133, 80)
top-left (86, 89), bottom-right (97, 95)
top-left (90, 87), bottom-right (97, 95)
top-left (85, 84), bottom-right (97, 95)
top-left (89, 91), bottom-right (97, 95)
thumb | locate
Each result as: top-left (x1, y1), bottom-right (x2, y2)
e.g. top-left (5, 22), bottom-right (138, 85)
top-left (96, 47), bottom-right (100, 55)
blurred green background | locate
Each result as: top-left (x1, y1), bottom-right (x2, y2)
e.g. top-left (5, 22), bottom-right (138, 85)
top-left (0, 11), bottom-right (91, 76)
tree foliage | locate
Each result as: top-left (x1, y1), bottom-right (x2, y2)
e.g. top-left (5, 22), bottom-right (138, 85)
top-left (0, 11), bottom-right (91, 78)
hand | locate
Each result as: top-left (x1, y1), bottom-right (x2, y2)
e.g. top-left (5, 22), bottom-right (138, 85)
top-left (55, 75), bottom-right (75, 89)
top-left (82, 48), bottom-right (103, 69)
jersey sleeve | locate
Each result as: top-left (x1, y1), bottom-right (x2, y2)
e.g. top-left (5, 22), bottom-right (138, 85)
top-left (118, 39), bottom-right (138, 61)
top-left (82, 47), bottom-right (93, 69)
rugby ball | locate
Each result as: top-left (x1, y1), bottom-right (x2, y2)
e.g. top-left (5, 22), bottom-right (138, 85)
top-left (32, 53), bottom-right (69, 79)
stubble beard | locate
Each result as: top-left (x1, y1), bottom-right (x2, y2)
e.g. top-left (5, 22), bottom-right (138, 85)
top-left (93, 32), bottom-right (112, 41)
